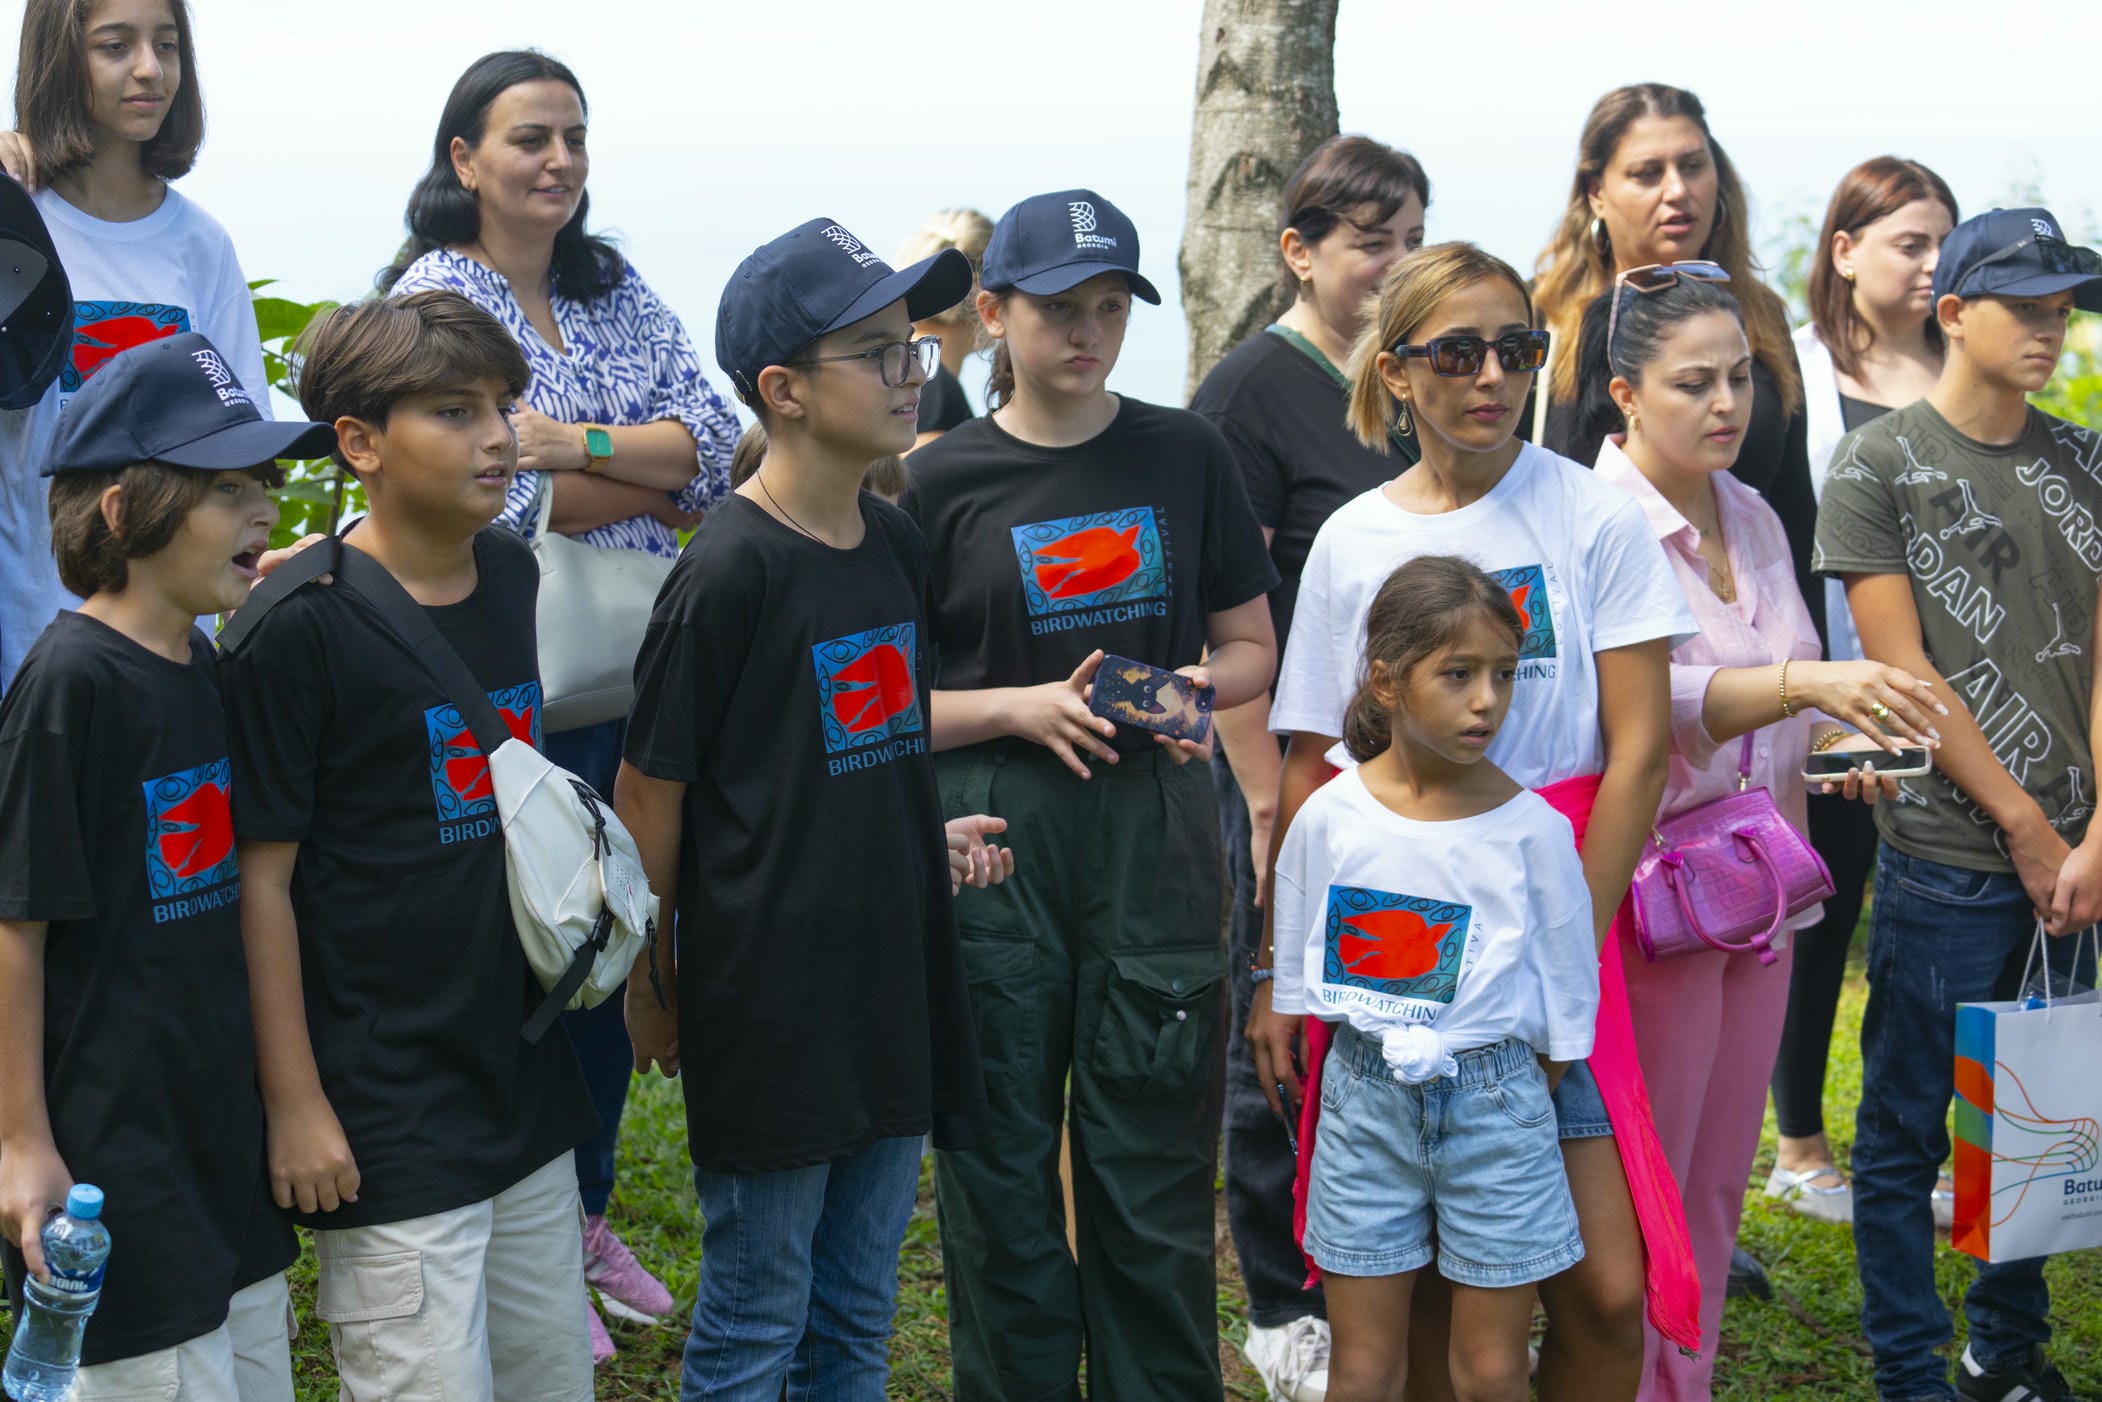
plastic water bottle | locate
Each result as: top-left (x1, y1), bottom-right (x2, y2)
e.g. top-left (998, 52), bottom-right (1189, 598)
top-left (4, 1185), bottom-right (110, 1402)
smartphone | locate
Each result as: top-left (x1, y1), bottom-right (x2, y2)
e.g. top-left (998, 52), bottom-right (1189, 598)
top-left (1802, 745), bottom-right (1933, 783)
top-left (1087, 654), bottom-right (1215, 744)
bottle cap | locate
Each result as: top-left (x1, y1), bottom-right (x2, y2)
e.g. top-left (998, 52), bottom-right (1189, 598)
top-left (65, 1185), bottom-right (103, 1220)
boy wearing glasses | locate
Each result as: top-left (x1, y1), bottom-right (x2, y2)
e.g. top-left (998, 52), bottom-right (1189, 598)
top-left (1815, 207), bottom-right (2102, 1402)
top-left (614, 218), bottom-right (1007, 1401)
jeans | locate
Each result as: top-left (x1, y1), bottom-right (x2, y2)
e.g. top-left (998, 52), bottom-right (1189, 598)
top-left (680, 1136), bottom-right (923, 1402)
top-left (1213, 748), bottom-right (1327, 1328)
top-left (1853, 846), bottom-right (2095, 1399)
top-left (546, 717), bottom-right (634, 1218)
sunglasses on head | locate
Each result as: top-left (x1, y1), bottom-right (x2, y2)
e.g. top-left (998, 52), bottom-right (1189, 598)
top-left (1607, 260), bottom-right (1730, 357)
top-left (1391, 329), bottom-right (1550, 377)
top-left (1954, 235), bottom-right (2102, 298)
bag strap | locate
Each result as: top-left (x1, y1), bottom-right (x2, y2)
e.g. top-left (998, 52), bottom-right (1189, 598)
top-left (1661, 826), bottom-right (1785, 965)
top-left (215, 535), bottom-right (343, 655)
top-left (329, 545), bottom-right (513, 758)
top-left (1737, 733), bottom-right (1755, 790)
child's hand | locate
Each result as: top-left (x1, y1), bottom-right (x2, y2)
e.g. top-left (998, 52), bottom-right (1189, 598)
top-left (0, 1137), bottom-right (72, 1281)
top-left (266, 1093), bottom-right (361, 1215)
top-left (625, 977), bottom-right (682, 1079)
top-left (1152, 665), bottom-right (1215, 767)
top-left (1013, 650), bottom-right (1117, 779)
top-left (1246, 982), bottom-right (1308, 1123)
top-left (0, 131), bottom-right (36, 189)
top-left (945, 814), bottom-right (1016, 894)
top-left (253, 534), bottom-right (332, 589)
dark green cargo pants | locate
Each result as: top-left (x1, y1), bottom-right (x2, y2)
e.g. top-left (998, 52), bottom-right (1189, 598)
top-left (934, 739), bottom-right (1229, 1402)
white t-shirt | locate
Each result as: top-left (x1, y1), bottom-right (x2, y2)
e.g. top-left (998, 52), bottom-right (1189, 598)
top-left (0, 186), bottom-right (267, 689)
top-left (1271, 771), bottom-right (1599, 1078)
top-left (1269, 442), bottom-right (1697, 782)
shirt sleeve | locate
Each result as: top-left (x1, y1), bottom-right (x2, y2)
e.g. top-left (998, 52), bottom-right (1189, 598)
top-left (1210, 413), bottom-right (1290, 533)
top-left (0, 727), bottom-right (95, 922)
top-left (1197, 420), bottom-right (1284, 615)
top-left (1268, 808), bottom-right (1316, 1015)
top-left (1268, 525), bottom-right (1346, 738)
top-left (221, 617), bottom-right (330, 843)
top-left (1812, 430), bottom-right (1908, 576)
top-left (622, 550), bottom-right (752, 783)
top-left (624, 268), bottom-right (740, 513)
top-left (1589, 493), bottom-right (1699, 652)
top-left (1533, 842), bottom-right (1599, 1062)
top-left (204, 229), bottom-right (272, 422)
top-left (1669, 662), bottom-right (1724, 767)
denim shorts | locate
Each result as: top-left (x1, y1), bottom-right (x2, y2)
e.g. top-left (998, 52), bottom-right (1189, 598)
top-left (1303, 1025), bottom-right (1586, 1287)
top-left (1551, 1058), bottom-right (1613, 1140)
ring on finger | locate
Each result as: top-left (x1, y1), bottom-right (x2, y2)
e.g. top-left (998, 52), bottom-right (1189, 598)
top-left (1869, 702), bottom-right (1891, 721)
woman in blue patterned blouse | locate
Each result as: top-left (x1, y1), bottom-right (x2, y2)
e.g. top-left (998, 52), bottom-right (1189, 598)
top-left (379, 48), bottom-right (736, 1366)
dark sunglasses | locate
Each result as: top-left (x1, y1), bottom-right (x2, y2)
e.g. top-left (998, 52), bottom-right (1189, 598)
top-left (1391, 329), bottom-right (1550, 377)
top-left (1607, 261), bottom-right (1730, 357)
top-left (787, 335), bottom-right (941, 388)
top-left (1955, 235), bottom-right (2102, 298)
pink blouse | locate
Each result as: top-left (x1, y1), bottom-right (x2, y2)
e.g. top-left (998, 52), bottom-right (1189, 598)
top-left (1596, 437), bottom-right (1827, 933)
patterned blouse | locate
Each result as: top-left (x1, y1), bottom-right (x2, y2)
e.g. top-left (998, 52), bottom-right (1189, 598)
top-left (390, 247), bottom-right (740, 557)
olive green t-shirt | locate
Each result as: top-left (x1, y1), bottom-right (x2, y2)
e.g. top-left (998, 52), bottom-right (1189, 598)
top-left (1814, 399), bottom-right (2102, 872)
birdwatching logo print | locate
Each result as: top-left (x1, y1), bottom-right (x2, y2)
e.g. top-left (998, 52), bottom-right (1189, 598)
top-left (812, 623), bottom-right (924, 755)
top-left (62, 300), bottom-right (191, 393)
top-left (1010, 507), bottom-right (1167, 617)
top-left (423, 683), bottom-right (542, 836)
top-left (1323, 886), bottom-right (1471, 1003)
top-left (142, 758), bottom-right (238, 903)
top-left (1488, 563), bottom-right (1557, 661)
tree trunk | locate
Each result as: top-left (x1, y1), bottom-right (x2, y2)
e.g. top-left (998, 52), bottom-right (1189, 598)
top-left (1178, 0), bottom-right (1340, 399)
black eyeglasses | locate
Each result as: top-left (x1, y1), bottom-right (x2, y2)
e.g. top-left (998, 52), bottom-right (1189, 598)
top-left (1608, 260), bottom-right (1730, 357)
top-left (1955, 235), bottom-right (2102, 298)
top-left (788, 336), bottom-right (941, 387)
top-left (1391, 329), bottom-right (1550, 377)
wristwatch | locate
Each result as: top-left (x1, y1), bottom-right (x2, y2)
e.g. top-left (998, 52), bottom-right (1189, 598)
top-left (582, 426), bottom-right (613, 474)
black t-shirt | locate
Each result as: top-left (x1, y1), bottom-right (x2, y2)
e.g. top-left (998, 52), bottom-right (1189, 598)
top-left (623, 494), bottom-right (983, 1174)
top-left (1188, 328), bottom-right (1410, 651)
top-left (220, 529), bottom-right (596, 1229)
top-left (1542, 354), bottom-right (1826, 647)
top-left (917, 364), bottom-right (974, 435)
top-left (901, 397), bottom-right (1280, 754)
top-left (1839, 392), bottom-right (1890, 433)
top-left (0, 614), bottom-right (294, 1366)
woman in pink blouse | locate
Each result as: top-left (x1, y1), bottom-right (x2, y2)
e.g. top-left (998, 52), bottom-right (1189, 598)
top-left (1574, 274), bottom-right (1944, 1398)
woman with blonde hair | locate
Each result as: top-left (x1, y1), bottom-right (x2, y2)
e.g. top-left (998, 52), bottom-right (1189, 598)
top-left (1531, 84), bottom-right (1820, 658)
top-left (896, 206), bottom-right (994, 447)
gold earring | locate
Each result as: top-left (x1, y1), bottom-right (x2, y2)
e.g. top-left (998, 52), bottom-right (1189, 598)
top-left (1841, 266), bottom-right (1856, 282)
top-left (1627, 407), bottom-right (1640, 433)
top-left (1590, 216), bottom-right (1608, 250)
top-left (1396, 398), bottom-right (1413, 436)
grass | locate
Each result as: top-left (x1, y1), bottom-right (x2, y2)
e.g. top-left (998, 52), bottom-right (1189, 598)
top-left (9, 920), bottom-right (2101, 1399)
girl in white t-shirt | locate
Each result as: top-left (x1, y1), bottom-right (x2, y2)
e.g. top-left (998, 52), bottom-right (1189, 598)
top-left (1248, 243), bottom-right (1704, 1383)
top-left (1272, 553), bottom-right (1599, 1398)
top-left (0, 0), bottom-right (268, 691)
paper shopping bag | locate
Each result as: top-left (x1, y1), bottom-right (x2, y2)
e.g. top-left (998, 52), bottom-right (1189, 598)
top-left (1953, 986), bottom-right (2102, 1263)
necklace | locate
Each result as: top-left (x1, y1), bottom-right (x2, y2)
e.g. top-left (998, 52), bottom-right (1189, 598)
top-left (755, 471), bottom-right (822, 543)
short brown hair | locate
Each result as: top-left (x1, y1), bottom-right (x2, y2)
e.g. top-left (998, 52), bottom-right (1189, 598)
top-left (1342, 555), bottom-right (1523, 763)
top-left (15, 0), bottom-right (205, 184)
top-left (293, 291), bottom-right (530, 471)
top-left (1277, 135), bottom-right (1431, 302)
top-left (1808, 157), bottom-right (1959, 381)
top-left (49, 461), bottom-right (281, 599)
top-left (1346, 243), bottom-right (1532, 451)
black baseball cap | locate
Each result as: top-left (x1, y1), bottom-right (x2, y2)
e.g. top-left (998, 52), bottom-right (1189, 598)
top-left (980, 189), bottom-right (1161, 305)
top-left (44, 331), bottom-right (337, 477)
top-left (0, 175), bottom-right (74, 412)
top-left (1934, 207), bottom-right (2102, 313)
top-left (715, 218), bottom-right (972, 403)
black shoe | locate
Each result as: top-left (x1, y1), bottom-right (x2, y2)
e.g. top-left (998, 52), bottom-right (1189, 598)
top-left (1725, 1245), bottom-right (1771, 1300)
top-left (1956, 1344), bottom-right (2074, 1401)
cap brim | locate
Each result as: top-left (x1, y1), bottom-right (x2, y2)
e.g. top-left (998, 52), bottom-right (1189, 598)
top-left (1009, 262), bottom-right (1162, 305)
top-left (821, 247), bottom-right (976, 340)
top-left (151, 418), bottom-right (339, 471)
top-left (1983, 269), bottom-right (2102, 314)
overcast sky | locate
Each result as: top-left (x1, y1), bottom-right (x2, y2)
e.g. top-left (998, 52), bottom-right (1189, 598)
top-left (7, 0), bottom-right (2096, 412)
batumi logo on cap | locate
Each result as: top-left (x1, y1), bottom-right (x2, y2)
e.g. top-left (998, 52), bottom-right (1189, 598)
top-left (189, 346), bottom-right (253, 410)
top-left (1068, 200), bottom-right (1117, 252)
top-left (821, 224), bottom-right (882, 269)
top-left (2033, 216), bottom-right (2060, 239)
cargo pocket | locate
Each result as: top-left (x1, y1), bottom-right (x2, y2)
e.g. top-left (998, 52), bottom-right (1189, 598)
top-left (960, 933), bottom-right (1037, 1089)
top-left (315, 1250), bottom-right (437, 1401)
top-left (71, 1346), bottom-right (178, 1401)
top-left (1091, 944), bottom-right (1227, 1100)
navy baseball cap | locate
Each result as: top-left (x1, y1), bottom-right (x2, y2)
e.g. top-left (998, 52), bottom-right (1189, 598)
top-left (980, 189), bottom-right (1161, 305)
top-left (45, 331), bottom-right (336, 477)
top-left (715, 218), bottom-right (972, 402)
top-left (0, 175), bottom-right (74, 412)
top-left (1934, 207), bottom-right (2102, 313)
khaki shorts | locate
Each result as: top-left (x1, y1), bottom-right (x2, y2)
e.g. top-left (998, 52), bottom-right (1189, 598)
top-left (72, 1272), bottom-right (294, 1402)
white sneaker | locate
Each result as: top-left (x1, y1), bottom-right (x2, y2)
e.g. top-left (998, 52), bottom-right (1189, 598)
top-left (1242, 1316), bottom-right (1330, 1402)
top-left (1765, 1164), bottom-right (1854, 1224)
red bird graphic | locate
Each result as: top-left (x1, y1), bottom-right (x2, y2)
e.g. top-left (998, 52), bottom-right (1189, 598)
top-left (156, 781), bottom-right (233, 880)
top-left (1034, 525), bottom-right (1142, 600)
top-left (1338, 909), bottom-right (1452, 981)
top-left (1508, 582), bottom-right (1533, 636)
top-left (830, 643), bottom-right (915, 733)
top-left (441, 705), bottom-right (537, 803)
top-left (71, 315), bottom-right (181, 382)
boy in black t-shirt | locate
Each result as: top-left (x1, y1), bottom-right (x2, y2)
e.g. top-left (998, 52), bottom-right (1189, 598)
top-left (219, 292), bottom-right (600, 1401)
top-left (617, 219), bottom-right (1008, 1401)
top-left (0, 332), bottom-right (332, 1397)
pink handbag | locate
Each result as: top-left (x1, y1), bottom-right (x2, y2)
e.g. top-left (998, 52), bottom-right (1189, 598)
top-left (1629, 735), bottom-right (1834, 966)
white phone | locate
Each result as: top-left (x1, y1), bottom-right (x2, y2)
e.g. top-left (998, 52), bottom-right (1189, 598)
top-left (1801, 745), bottom-right (1933, 785)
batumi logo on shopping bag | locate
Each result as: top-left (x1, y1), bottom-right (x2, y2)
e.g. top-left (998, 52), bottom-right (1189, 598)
top-left (423, 683), bottom-right (541, 844)
top-left (1953, 996), bottom-right (2102, 1262)
top-left (142, 757), bottom-right (240, 922)
top-left (1320, 886), bottom-right (1471, 1008)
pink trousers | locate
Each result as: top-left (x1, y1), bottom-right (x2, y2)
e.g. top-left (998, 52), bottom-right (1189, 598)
top-left (1623, 934), bottom-right (1794, 1400)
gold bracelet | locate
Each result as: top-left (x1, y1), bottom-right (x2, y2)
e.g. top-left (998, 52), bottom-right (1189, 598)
top-left (1779, 659), bottom-right (1796, 719)
top-left (1810, 727), bottom-right (1849, 754)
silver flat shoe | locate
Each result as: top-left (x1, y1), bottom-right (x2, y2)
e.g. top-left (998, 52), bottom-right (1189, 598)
top-left (1765, 1164), bottom-right (1854, 1224)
